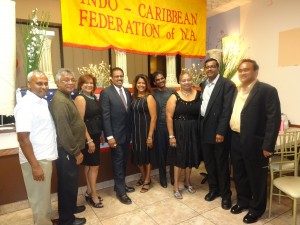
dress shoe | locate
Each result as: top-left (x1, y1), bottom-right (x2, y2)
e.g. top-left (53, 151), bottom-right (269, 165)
top-left (221, 198), bottom-right (232, 210)
top-left (125, 185), bottom-right (135, 193)
top-left (204, 191), bottom-right (220, 201)
top-left (117, 194), bottom-right (132, 205)
top-left (230, 204), bottom-right (249, 214)
top-left (243, 212), bottom-right (260, 224)
top-left (72, 217), bottom-right (86, 225)
top-left (160, 178), bottom-right (167, 188)
top-left (74, 205), bottom-right (86, 214)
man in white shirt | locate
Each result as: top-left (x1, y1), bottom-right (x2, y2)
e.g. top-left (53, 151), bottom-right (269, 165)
top-left (200, 58), bottom-right (236, 210)
top-left (14, 70), bottom-right (58, 225)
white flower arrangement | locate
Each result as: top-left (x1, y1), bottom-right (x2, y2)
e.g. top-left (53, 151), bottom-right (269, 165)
top-left (78, 61), bottom-right (111, 88)
top-left (23, 8), bottom-right (50, 75)
top-left (182, 64), bottom-right (206, 86)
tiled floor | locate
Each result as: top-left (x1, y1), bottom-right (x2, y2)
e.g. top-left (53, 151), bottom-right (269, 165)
top-left (0, 165), bottom-right (299, 225)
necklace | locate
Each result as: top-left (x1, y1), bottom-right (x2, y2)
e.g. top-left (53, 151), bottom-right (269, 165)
top-left (79, 91), bottom-right (94, 100)
top-left (181, 89), bottom-right (192, 96)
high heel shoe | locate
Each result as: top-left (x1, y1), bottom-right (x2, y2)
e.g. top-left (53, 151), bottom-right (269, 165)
top-left (89, 197), bottom-right (104, 208)
top-left (184, 185), bottom-right (196, 194)
top-left (136, 176), bottom-right (144, 186)
top-left (85, 192), bottom-right (103, 202)
top-left (140, 180), bottom-right (151, 193)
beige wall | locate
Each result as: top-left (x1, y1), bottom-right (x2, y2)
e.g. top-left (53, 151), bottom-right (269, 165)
top-left (240, 0), bottom-right (300, 124)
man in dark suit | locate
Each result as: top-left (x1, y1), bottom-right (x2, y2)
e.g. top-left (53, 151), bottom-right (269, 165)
top-left (200, 58), bottom-right (236, 210)
top-left (229, 59), bottom-right (281, 224)
top-left (100, 67), bottom-right (135, 205)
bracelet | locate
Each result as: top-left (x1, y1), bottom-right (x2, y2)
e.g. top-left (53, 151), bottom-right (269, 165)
top-left (147, 137), bottom-right (152, 140)
top-left (86, 139), bottom-right (93, 144)
top-left (169, 135), bottom-right (175, 139)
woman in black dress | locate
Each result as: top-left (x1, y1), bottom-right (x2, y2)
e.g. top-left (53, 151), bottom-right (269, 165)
top-left (166, 71), bottom-right (201, 199)
top-left (131, 74), bottom-right (157, 193)
top-left (75, 74), bottom-right (103, 208)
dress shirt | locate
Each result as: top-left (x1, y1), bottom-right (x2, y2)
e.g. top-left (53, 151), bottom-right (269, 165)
top-left (113, 85), bottom-right (127, 104)
top-left (201, 74), bottom-right (220, 116)
top-left (107, 85), bottom-right (127, 140)
top-left (230, 80), bottom-right (257, 132)
top-left (14, 90), bottom-right (58, 164)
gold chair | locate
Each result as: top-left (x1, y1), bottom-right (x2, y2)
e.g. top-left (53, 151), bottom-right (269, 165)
top-left (268, 130), bottom-right (300, 225)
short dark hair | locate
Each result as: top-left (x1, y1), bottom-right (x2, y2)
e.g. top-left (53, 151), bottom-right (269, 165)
top-left (111, 67), bottom-right (124, 77)
top-left (77, 73), bottom-right (97, 92)
top-left (239, 59), bottom-right (259, 71)
top-left (204, 58), bottom-right (219, 68)
top-left (151, 70), bottom-right (166, 87)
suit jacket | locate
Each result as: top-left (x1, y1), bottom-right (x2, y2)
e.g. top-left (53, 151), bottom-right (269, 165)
top-left (200, 76), bottom-right (236, 143)
top-left (100, 85), bottom-right (132, 145)
top-left (234, 81), bottom-right (281, 159)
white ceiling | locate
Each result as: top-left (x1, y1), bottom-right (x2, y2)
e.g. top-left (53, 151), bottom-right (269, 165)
top-left (206, 0), bottom-right (252, 17)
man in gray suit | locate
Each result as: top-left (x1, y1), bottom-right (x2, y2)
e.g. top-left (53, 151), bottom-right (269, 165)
top-left (230, 59), bottom-right (281, 223)
top-left (200, 58), bottom-right (236, 210)
top-left (100, 67), bottom-right (135, 205)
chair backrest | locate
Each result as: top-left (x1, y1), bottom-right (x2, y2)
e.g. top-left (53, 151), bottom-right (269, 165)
top-left (270, 130), bottom-right (300, 177)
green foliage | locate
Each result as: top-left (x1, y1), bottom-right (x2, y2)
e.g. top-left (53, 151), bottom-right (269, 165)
top-left (219, 47), bottom-right (247, 80)
top-left (23, 9), bottom-right (50, 76)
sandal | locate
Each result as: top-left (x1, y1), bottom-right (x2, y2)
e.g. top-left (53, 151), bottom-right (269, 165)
top-left (184, 185), bottom-right (196, 194)
top-left (136, 177), bottom-right (144, 186)
top-left (85, 192), bottom-right (103, 202)
top-left (89, 197), bottom-right (104, 208)
top-left (140, 180), bottom-right (151, 193)
top-left (173, 190), bottom-right (183, 199)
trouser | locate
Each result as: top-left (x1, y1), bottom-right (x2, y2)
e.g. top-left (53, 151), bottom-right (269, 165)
top-left (155, 125), bottom-right (174, 185)
top-left (111, 142), bottom-right (130, 196)
top-left (21, 160), bottom-right (53, 225)
top-left (231, 131), bottom-right (268, 216)
top-left (202, 141), bottom-right (231, 199)
top-left (56, 147), bottom-right (80, 225)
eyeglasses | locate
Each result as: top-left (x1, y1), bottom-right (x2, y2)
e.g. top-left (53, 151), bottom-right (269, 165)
top-left (60, 79), bottom-right (76, 84)
top-left (204, 65), bottom-right (217, 69)
top-left (112, 75), bottom-right (124, 79)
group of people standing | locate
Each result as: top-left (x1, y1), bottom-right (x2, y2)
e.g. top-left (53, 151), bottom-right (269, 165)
top-left (14, 58), bottom-right (281, 225)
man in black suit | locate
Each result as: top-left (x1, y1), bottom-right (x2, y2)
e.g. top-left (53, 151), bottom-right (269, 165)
top-left (229, 59), bottom-right (281, 224)
top-left (200, 58), bottom-right (236, 210)
top-left (100, 67), bottom-right (135, 205)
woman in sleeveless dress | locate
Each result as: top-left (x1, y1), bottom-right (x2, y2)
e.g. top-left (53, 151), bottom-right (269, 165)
top-left (131, 74), bottom-right (157, 193)
top-left (166, 71), bottom-right (201, 199)
top-left (74, 74), bottom-right (103, 208)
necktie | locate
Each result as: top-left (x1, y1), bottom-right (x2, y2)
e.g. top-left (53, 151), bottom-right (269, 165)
top-left (119, 88), bottom-right (127, 110)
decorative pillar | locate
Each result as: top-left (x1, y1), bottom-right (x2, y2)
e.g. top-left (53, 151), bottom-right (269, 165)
top-left (39, 30), bottom-right (56, 88)
top-left (0, 0), bottom-right (16, 115)
top-left (115, 50), bottom-right (130, 87)
top-left (166, 56), bottom-right (179, 87)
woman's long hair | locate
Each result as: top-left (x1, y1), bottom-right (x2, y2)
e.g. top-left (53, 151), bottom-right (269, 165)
top-left (132, 74), bottom-right (152, 101)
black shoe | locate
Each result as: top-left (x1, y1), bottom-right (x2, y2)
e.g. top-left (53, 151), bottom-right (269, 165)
top-left (230, 204), bottom-right (249, 214)
top-left (204, 191), bottom-right (220, 201)
top-left (243, 212), bottom-right (260, 224)
top-left (160, 180), bottom-right (167, 188)
top-left (221, 198), bottom-right (232, 210)
top-left (74, 205), bottom-right (86, 214)
top-left (117, 194), bottom-right (132, 205)
top-left (72, 217), bottom-right (86, 225)
top-left (125, 185), bottom-right (135, 193)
